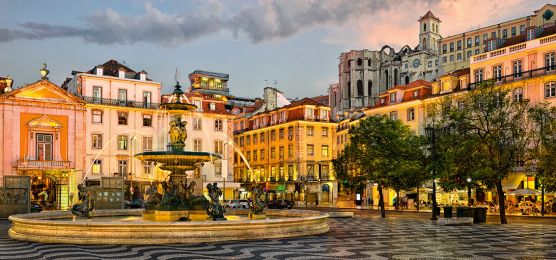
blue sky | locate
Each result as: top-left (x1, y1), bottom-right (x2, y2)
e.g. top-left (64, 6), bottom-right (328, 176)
top-left (0, 0), bottom-right (542, 99)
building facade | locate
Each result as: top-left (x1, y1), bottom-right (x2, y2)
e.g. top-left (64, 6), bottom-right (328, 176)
top-left (233, 97), bottom-right (337, 206)
top-left (0, 74), bottom-right (86, 210)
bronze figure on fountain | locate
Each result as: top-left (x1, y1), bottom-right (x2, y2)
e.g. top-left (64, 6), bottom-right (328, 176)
top-left (71, 184), bottom-right (95, 218)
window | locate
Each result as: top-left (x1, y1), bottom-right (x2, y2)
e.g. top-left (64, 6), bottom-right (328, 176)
top-left (475, 69), bottom-right (483, 82)
top-left (260, 132), bottom-right (265, 142)
top-left (407, 108), bottom-right (415, 121)
top-left (271, 147), bottom-right (276, 159)
top-left (194, 100), bottom-right (202, 111)
top-left (307, 144), bottom-right (314, 156)
top-left (214, 119), bottom-right (223, 131)
top-left (35, 133), bottom-right (52, 160)
top-left (143, 162), bottom-right (153, 176)
top-left (193, 117), bottom-right (202, 130)
top-left (246, 135), bottom-right (251, 145)
top-left (270, 130), bottom-right (276, 140)
top-left (288, 127), bottom-right (294, 139)
top-left (143, 136), bottom-right (152, 151)
top-left (92, 160), bottom-right (102, 174)
top-left (390, 111), bottom-right (398, 120)
top-left (494, 65), bottom-right (502, 81)
top-left (253, 134), bottom-right (258, 144)
top-left (442, 56), bottom-right (447, 63)
top-left (502, 29), bottom-right (508, 39)
top-left (442, 44), bottom-right (447, 54)
top-left (118, 89), bottom-right (127, 101)
top-left (322, 145), bottom-right (329, 157)
top-left (93, 86), bottom-right (102, 102)
top-left (483, 34), bottom-right (488, 42)
top-left (413, 90), bottom-right (419, 98)
top-left (279, 128), bottom-right (285, 139)
top-left (520, 24), bottom-right (525, 34)
top-left (288, 144), bottom-right (293, 158)
top-left (513, 60), bottom-right (522, 78)
top-left (143, 91), bottom-right (152, 106)
top-left (511, 27), bottom-right (516, 36)
top-left (457, 53), bottom-right (462, 61)
top-left (279, 146), bottom-right (284, 160)
top-left (253, 150), bottom-right (258, 161)
top-left (193, 139), bottom-right (202, 152)
top-left (322, 127), bottom-right (328, 137)
top-left (475, 36), bottom-right (480, 46)
top-left (513, 88), bottom-right (524, 102)
top-left (546, 52), bottom-right (555, 71)
top-left (491, 32), bottom-right (496, 38)
top-left (320, 109), bottom-right (328, 120)
top-left (428, 61), bottom-right (432, 68)
top-left (423, 23), bottom-right (427, 31)
top-left (260, 149), bottom-right (265, 160)
top-left (450, 55), bottom-right (454, 62)
top-left (92, 110), bottom-right (103, 123)
top-left (467, 38), bottom-right (472, 48)
top-left (246, 151), bottom-right (251, 161)
top-left (449, 42), bottom-right (454, 52)
top-left (209, 103), bottom-right (216, 111)
top-left (92, 134), bottom-right (102, 149)
top-left (545, 82), bottom-right (556, 98)
top-left (390, 92), bottom-right (396, 103)
top-left (143, 114), bottom-right (152, 127)
top-left (306, 108), bottom-right (314, 118)
top-left (475, 49), bottom-right (480, 55)
top-left (307, 164), bottom-right (314, 178)
top-left (321, 165), bottom-right (329, 179)
top-left (118, 160), bottom-right (128, 176)
top-left (467, 51), bottom-right (472, 58)
top-left (381, 98), bottom-right (386, 104)
top-left (117, 135), bottom-right (128, 150)
top-left (214, 162), bottom-right (222, 177)
top-left (118, 112), bottom-right (128, 125)
top-left (307, 126), bottom-right (314, 136)
top-left (457, 40), bottom-right (462, 50)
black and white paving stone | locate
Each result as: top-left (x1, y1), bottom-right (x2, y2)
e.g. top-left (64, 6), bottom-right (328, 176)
top-left (1, 215), bottom-right (555, 259)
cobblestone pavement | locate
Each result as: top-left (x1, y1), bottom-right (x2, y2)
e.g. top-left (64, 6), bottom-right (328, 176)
top-left (1, 215), bottom-right (556, 260)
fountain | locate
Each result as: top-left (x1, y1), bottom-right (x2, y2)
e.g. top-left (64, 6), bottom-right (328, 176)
top-left (7, 81), bottom-right (329, 244)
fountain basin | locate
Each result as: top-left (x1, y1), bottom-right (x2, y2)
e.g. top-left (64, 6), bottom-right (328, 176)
top-left (8, 209), bottom-right (329, 244)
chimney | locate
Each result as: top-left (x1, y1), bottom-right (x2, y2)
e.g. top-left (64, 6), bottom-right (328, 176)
top-left (263, 87), bottom-right (278, 111)
top-left (95, 66), bottom-right (104, 76)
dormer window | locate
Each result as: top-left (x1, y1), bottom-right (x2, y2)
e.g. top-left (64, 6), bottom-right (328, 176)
top-left (389, 93), bottom-right (396, 103)
top-left (139, 72), bottom-right (146, 81)
top-left (381, 98), bottom-right (386, 104)
top-left (118, 69), bottom-right (125, 78)
top-left (413, 90), bottom-right (419, 98)
top-left (95, 67), bottom-right (103, 76)
top-left (526, 27), bottom-right (536, 41)
top-left (209, 103), bottom-right (216, 111)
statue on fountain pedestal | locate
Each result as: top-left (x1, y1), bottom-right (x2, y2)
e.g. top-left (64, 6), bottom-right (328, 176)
top-left (71, 184), bottom-right (95, 218)
top-left (206, 182), bottom-right (226, 221)
top-left (249, 186), bottom-right (267, 219)
top-left (169, 116), bottom-right (187, 151)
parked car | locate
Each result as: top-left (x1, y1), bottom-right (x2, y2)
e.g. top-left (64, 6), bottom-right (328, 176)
top-left (267, 199), bottom-right (293, 209)
top-left (226, 199), bottom-right (249, 209)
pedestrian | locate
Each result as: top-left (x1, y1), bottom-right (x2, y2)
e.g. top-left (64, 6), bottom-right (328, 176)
top-left (367, 197), bottom-right (371, 207)
top-left (370, 199), bottom-right (374, 209)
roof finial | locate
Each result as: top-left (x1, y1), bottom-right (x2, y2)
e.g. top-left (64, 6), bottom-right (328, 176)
top-left (40, 63), bottom-right (49, 80)
top-left (174, 67), bottom-right (180, 84)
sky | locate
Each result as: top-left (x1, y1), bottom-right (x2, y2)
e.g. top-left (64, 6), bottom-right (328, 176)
top-left (0, 0), bottom-right (548, 99)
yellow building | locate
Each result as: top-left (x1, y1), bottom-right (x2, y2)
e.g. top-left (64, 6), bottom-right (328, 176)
top-left (233, 98), bottom-right (337, 206)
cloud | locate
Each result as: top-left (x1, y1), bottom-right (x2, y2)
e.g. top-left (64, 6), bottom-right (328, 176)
top-left (0, 0), bottom-right (442, 46)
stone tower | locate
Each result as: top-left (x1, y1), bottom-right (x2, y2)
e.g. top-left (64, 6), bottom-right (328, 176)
top-left (418, 11), bottom-right (441, 53)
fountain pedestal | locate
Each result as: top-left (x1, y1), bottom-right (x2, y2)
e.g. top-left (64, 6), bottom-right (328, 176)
top-left (143, 209), bottom-right (209, 222)
top-left (248, 212), bottom-right (267, 220)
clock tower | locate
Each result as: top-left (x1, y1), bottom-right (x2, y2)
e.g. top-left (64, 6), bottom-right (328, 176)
top-left (418, 11), bottom-right (441, 53)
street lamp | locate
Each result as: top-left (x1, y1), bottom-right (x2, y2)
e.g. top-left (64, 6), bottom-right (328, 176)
top-left (466, 177), bottom-right (472, 206)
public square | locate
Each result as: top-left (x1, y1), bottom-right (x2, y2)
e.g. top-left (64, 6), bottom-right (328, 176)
top-left (2, 212), bottom-right (556, 260)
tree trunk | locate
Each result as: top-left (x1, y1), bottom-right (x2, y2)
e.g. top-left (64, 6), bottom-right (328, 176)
top-left (378, 182), bottom-right (386, 218)
top-left (416, 187), bottom-right (420, 212)
top-left (395, 189), bottom-right (400, 211)
top-left (495, 179), bottom-right (507, 224)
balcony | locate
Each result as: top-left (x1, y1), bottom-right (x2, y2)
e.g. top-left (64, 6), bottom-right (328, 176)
top-left (468, 66), bottom-right (556, 89)
top-left (16, 160), bottom-right (73, 170)
top-left (81, 96), bottom-right (159, 109)
top-left (319, 174), bottom-right (330, 181)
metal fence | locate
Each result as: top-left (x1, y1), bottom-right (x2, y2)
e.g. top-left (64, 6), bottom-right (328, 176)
top-left (0, 176), bottom-right (31, 218)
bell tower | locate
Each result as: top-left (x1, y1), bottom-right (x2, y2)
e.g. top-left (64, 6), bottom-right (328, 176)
top-left (418, 11), bottom-right (441, 53)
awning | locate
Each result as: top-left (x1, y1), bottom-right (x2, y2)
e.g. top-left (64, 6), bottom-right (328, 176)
top-left (506, 189), bottom-right (541, 196)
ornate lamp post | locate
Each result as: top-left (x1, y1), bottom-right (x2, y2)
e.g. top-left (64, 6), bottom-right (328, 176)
top-left (466, 177), bottom-right (472, 206)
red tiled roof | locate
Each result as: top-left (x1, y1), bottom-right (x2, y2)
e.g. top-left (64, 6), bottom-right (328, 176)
top-left (281, 97), bottom-right (323, 109)
top-left (500, 24), bottom-right (556, 48)
top-left (420, 10), bottom-right (440, 21)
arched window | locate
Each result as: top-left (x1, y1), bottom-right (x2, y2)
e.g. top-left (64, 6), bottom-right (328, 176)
top-left (423, 23), bottom-right (427, 32)
top-left (384, 70), bottom-right (389, 87)
top-left (357, 80), bottom-right (363, 96)
top-left (368, 59), bottom-right (372, 66)
top-left (347, 81), bottom-right (351, 98)
top-left (367, 80), bottom-right (372, 96)
top-left (405, 76), bottom-right (410, 85)
top-left (422, 38), bottom-right (427, 49)
top-left (357, 58), bottom-right (362, 66)
top-left (394, 69), bottom-right (398, 86)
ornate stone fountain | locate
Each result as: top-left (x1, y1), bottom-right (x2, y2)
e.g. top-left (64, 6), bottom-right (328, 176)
top-left (134, 81), bottom-right (224, 221)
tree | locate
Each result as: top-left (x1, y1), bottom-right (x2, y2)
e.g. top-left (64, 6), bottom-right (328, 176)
top-left (528, 103), bottom-right (556, 215)
top-left (432, 81), bottom-right (530, 224)
top-left (334, 115), bottom-right (427, 217)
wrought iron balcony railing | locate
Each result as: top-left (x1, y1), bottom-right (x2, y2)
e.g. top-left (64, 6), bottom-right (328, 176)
top-left (468, 66), bottom-right (556, 89)
top-left (81, 96), bottom-right (160, 109)
top-left (16, 160), bottom-right (73, 169)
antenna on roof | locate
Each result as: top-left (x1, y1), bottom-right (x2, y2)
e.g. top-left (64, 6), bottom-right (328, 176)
top-left (122, 60), bottom-right (127, 65)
